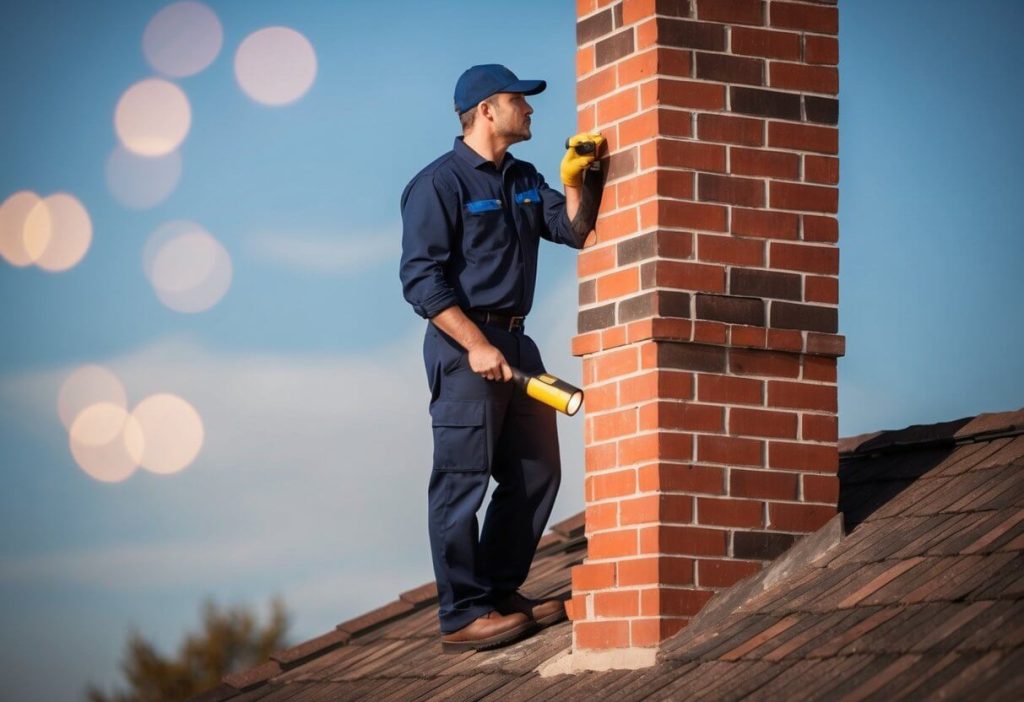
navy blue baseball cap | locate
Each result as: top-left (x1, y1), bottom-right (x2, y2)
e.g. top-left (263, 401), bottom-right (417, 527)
top-left (453, 64), bottom-right (546, 114)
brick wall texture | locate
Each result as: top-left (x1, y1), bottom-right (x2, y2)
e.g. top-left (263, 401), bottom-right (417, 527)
top-left (570, 0), bottom-right (844, 651)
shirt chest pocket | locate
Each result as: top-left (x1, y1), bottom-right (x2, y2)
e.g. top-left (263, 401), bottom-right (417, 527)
top-left (463, 198), bottom-right (510, 253)
top-left (514, 187), bottom-right (542, 232)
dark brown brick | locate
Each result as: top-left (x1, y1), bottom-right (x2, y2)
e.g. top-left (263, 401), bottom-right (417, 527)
top-left (730, 268), bottom-right (802, 301)
top-left (805, 96), bottom-right (839, 125)
top-left (579, 302), bottom-right (617, 332)
top-left (618, 290), bottom-right (691, 322)
top-left (606, 147), bottom-right (637, 181)
top-left (579, 279), bottom-right (597, 305)
top-left (696, 52), bottom-right (764, 86)
top-left (731, 86), bottom-right (801, 121)
top-left (696, 0), bottom-right (764, 26)
top-left (654, 0), bottom-right (691, 18)
top-left (698, 173), bottom-right (765, 208)
top-left (659, 341), bottom-right (727, 372)
top-left (696, 294), bottom-right (765, 326)
top-left (733, 531), bottom-right (798, 560)
top-left (577, 8), bottom-right (613, 45)
top-left (618, 232), bottom-right (657, 265)
top-left (657, 17), bottom-right (727, 51)
top-left (771, 301), bottom-right (838, 333)
top-left (596, 28), bottom-right (635, 67)
top-left (613, 1), bottom-right (624, 28)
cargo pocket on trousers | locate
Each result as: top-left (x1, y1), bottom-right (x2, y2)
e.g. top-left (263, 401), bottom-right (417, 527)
top-left (430, 400), bottom-right (488, 472)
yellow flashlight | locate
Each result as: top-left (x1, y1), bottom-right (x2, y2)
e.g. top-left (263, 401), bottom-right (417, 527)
top-left (511, 368), bottom-right (584, 416)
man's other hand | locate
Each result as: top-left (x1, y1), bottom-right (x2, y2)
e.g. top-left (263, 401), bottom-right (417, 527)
top-left (468, 343), bottom-right (513, 382)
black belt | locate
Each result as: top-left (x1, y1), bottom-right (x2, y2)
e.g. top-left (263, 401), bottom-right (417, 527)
top-left (468, 310), bottom-right (526, 332)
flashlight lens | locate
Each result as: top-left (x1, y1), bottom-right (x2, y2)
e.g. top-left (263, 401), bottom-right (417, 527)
top-left (566, 392), bottom-right (583, 416)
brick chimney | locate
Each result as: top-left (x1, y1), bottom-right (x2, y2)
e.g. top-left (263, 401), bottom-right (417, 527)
top-left (569, 0), bottom-right (843, 668)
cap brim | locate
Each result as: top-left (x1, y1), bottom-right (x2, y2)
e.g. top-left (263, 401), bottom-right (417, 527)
top-left (505, 79), bottom-right (546, 96)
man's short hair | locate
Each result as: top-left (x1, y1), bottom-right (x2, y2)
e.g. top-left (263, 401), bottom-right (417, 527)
top-left (459, 97), bottom-right (498, 133)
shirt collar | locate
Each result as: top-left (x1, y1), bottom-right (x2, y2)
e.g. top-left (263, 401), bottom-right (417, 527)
top-left (453, 137), bottom-right (517, 172)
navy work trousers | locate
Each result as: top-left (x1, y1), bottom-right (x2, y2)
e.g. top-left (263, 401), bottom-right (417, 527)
top-left (422, 321), bottom-right (561, 634)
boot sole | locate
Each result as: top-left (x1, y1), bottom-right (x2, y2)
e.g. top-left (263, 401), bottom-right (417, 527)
top-left (441, 621), bottom-right (537, 653)
top-left (535, 608), bottom-right (568, 628)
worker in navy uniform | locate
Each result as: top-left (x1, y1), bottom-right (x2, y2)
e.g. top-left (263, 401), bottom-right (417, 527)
top-left (400, 64), bottom-right (604, 651)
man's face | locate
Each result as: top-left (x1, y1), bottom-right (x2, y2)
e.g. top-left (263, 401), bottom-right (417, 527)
top-left (489, 92), bottom-right (533, 143)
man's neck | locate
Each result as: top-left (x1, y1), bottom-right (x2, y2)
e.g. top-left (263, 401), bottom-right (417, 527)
top-left (463, 130), bottom-right (511, 168)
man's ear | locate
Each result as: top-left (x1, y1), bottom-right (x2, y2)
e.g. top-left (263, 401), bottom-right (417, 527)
top-left (478, 99), bottom-right (495, 123)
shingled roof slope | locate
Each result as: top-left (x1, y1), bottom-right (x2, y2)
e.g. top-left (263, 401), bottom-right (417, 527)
top-left (191, 408), bottom-right (1024, 701)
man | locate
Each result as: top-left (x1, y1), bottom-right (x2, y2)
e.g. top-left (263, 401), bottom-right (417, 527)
top-left (400, 64), bottom-right (603, 652)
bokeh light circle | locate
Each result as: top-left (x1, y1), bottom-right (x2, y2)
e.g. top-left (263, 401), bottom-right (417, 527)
top-left (234, 26), bottom-right (317, 106)
top-left (106, 145), bottom-right (182, 209)
top-left (115, 78), bottom-right (191, 157)
top-left (58, 365), bottom-right (128, 430)
top-left (69, 403), bottom-right (144, 483)
top-left (22, 192), bottom-right (92, 272)
top-left (0, 191), bottom-right (42, 267)
top-left (143, 220), bottom-right (233, 313)
top-left (128, 393), bottom-right (204, 475)
top-left (143, 1), bottom-right (223, 77)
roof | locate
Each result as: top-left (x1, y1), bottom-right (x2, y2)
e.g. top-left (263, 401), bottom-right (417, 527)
top-left (190, 408), bottom-right (1024, 701)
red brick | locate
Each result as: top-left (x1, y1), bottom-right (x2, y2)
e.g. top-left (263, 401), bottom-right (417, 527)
top-left (771, 242), bottom-right (839, 274)
top-left (697, 434), bottom-right (764, 467)
top-left (730, 349), bottom-right (801, 378)
top-left (565, 594), bottom-right (585, 620)
top-left (572, 562), bottom-right (617, 591)
top-left (617, 49), bottom-right (658, 86)
top-left (696, 0), bottom-right (763, 26)
top-left (767, 328), bottom-right (804, 352)
top-left (618, 556), bottom-right (694, 586)
top-left (646, 78), bottom-right (726, 110)
top-left (578, 104), bottom-right (596, 132)
top-left (594, 346), bottom-right (639, 382)
top-left (698, 173), bottom-right (765, 208)
top-left (593, 407), bottom-right (638, 441)
top-left (589, 468), bottom-right (637, 500)
top-left (732, 26), bottom-right (801, 60)
top-left (805, 155), bottom-right (839, 185)
top-left (770, 2), bottom-right (838, 34)
top-left (588, 528), bottom-right (639, 558)
top-left (578, 45), bottom-right (596, 77)
top-left (697, 497), bottom-right (763, 528)
top-left (648, 318), bottom-right (696, 343)
top-left (651, 200), bottom-right (729, 232)
top-left (593, 589), bottom-right (640, 617)
top-left (698, 559), bottom-right (762, 588)
top-left (596, 267), bottom-right (641, 301)
top-left (638, 462), bottom-right (724, 494)
top-left (730, 468), bottom-right (798, 500)
top-left (731, 147), bottom-right (800, 179)
top-left (619, 431), bottom-right (694, 464)
top-left (732, 208), bottom-right (799, 239)
top-left (654, 169), bottom-right (695, 200)
top-left (620, 371), bottom-right (658, 403)
top-left (641, 401), bottom-right (724, 433)
top-left (769, 122), bottom-right (838, 155)
top-left (631, 618), bottom-right (689, 646)
top-left (697, 374), bottom-right (764, 405)
top-left (575, 620), bottom-right (630, 649)
top-left (693, 321), bottom-right (728, 345)
top-left (768, 380), bottom-right (836, 412)
top-left (769, 502), bottom-right (836, 532)
top-left (585, 442), bottom-right (618, 472)
top-left (697, 234), bottom-right (765, 267)
top-left (622, 493), bottom-right (693, 525)
top-left (769, 62), bottom-right (838, 94)
top-left (573, 331), bottom-right (602, 356)
top-left (640, 525), bottom-right (727, 556)
top-left (601, 325), bottom-right (628, 350)
top-left (731, 325), bottom-right (766, 349)
top-left (805, 35), bottom-right (839, 65)
top-left (597, 207), bottom-right (640, 241)
top-left (597, 87), bottom-right (639, 123)
top-left (578, 66), bottom-right (617, 104)
top-left (640, 587), bottom-right (714, 616)
top-left (698, 114), bottom-right (764, 146)
top-left (771, 181), bottom-right (838, 213)
top-left (803, 474), bottom-right (840, 503)
top-left (618, 109), bottom-right (659, 147)
top-left (648, 139), bottom-right (727, 172)
top-left (805, 275), bottom-right (838, 304)
top-left (768, 441), bottom-right (838, 473)
top-left (729, 407), bottom-right (799, 439)
top-left (802, 356), bottom-right (837, 383)
top-left (803, 413), bottom-right (838, 442)
top-left (803, 215), bottom-right (838, 243)
top-left (578, 244), bottom-right (616, 278)
top-left (586, 501), bottom-right (619, 530)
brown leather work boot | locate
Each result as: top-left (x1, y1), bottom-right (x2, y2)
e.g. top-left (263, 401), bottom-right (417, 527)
top-left (440, 610), bottom-right (534, 653)
top-left (495, 591), bottom-right (567, 628)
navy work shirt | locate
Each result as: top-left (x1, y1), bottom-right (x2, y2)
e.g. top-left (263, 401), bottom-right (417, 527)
top-left (400, 137), bottom-right (586, 320)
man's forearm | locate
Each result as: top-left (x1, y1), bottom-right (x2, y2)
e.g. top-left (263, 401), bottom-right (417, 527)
top-left (430, 305), bottom-right (489, 352)
top-left (565, 167), bottom-right (603, 243)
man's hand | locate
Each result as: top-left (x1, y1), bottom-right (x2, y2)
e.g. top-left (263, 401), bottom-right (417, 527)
top-left (561, 132), bottom-right (606, 187)
top-left (430, 306), bottom-right (513, 382)
top-left (468, 343), bottom-right (513, 382)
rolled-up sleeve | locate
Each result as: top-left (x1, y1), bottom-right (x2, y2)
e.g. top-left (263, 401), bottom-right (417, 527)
top-left (400, 173), bottom-right (460, 319)
top-left (537, 174), bottom-right (586, 249)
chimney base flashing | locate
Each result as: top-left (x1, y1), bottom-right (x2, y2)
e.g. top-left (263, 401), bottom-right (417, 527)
top-left (537, 646), bottom-right (658, 676)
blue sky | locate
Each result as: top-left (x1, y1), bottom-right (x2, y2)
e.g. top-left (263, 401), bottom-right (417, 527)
top-left (0, 1), bottom-right (1021, 699)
